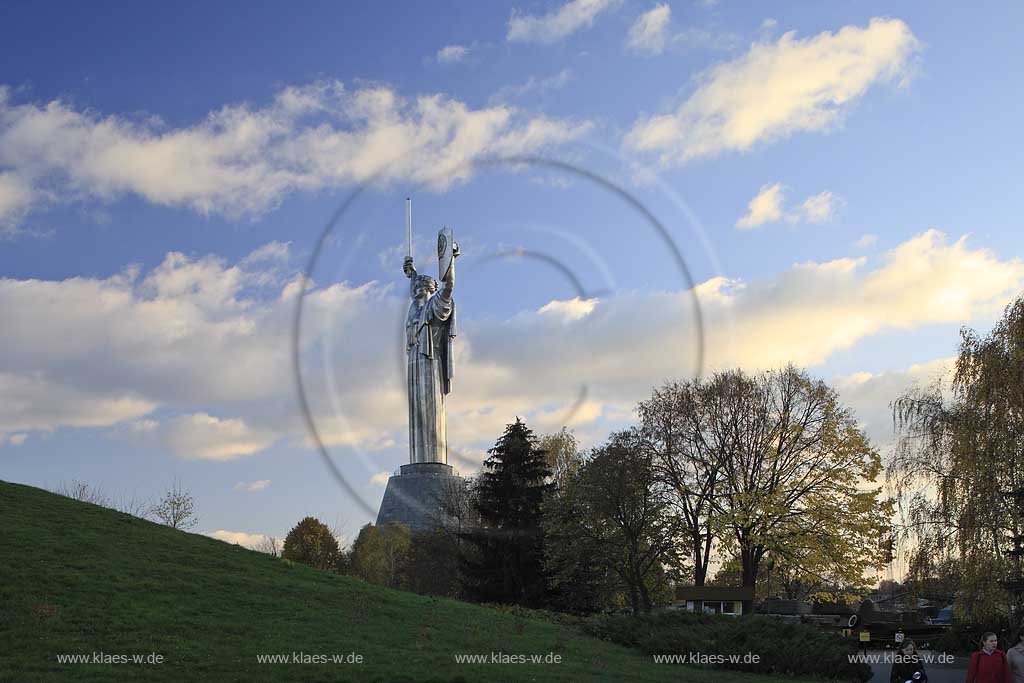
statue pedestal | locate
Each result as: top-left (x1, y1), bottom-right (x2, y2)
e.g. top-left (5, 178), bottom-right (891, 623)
top-left (375, 462), bottom-right (464, 532)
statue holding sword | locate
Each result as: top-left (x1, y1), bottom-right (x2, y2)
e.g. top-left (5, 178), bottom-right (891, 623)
top-left (402, 198), bottom-right (459, 465)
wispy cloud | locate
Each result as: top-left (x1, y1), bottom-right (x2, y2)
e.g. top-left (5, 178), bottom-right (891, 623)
top-left (624, 18), bottom-right (921, 164)
top-left (736, 183), bottom-right (842, 228)
top-left (489, 68), bottom-right (574, 105)
top-left (800, 191), bottom-right (840, 224)
top-left (856, 233), bottom-right (879, 248)
top-left (234, 479), bottom-right (271, 492)
top-left (436, 44), bottom-right (469, 64)
top-left (507, 0), bottom-right (620, 44)
top-left (626, 3), bottom-right (671, 55)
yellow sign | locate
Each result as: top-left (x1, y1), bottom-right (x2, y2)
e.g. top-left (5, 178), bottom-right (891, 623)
top-left (842, 628), bottom-right (853, 637)
top-left (859, 631), bottom-right (871, 642)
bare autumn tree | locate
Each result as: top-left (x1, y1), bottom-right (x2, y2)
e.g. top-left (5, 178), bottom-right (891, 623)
top-left (435, 477), bottom-right (478, 538)
top-left (54, 480), bottom-right (110, 507)
top-left (638, 381), bottom-right (721, 585)
top-left (113, 494), bottom-right (151, 518)
top-left (151, 481), bottom-right (198, 530)
top-left (255, 535), bottom-right (281, 557)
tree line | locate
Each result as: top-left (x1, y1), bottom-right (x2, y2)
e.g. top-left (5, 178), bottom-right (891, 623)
top-left (283, 363), bottom-right (893, 614)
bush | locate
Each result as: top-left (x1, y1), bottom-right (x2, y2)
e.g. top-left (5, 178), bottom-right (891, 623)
top-left (282, 517), bottom-right (339, 571)
top-left (486, 603), bottom-right (587, 628)
top-left (348, 522), bottom-right (411, 588)
top-left (932, 622), bottom-right (1012, 655)
top-left (583, 611), bottom-right (871, 682)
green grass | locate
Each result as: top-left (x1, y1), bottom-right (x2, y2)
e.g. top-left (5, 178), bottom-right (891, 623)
top-left (0, 480), bottom-right (824, 681)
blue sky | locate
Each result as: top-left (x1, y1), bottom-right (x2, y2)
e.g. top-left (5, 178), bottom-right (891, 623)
top-left (2, 1), bottom-right (1023, 560)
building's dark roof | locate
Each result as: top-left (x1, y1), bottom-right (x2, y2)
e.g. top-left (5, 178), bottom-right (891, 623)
top-left (675, 585), bottom-right (755, 601)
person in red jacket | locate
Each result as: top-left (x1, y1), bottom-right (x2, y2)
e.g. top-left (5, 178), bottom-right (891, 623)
top-left (967, 632), bottom-right (1011, 683)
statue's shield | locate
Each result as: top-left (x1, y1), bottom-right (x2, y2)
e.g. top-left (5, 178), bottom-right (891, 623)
top-left (437, 226), bottom-right (454, 281)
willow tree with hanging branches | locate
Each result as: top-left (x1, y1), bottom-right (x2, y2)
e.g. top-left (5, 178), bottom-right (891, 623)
top-left (889, 297), bottom-right (1024, 624)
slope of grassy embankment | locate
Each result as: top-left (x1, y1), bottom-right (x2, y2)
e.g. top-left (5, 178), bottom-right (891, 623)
top-left (1, 480), bottom-right (823, 681)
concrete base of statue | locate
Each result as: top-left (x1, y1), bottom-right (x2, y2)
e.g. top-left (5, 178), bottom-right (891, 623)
top-left (375, 462), bottom-right (464, 532)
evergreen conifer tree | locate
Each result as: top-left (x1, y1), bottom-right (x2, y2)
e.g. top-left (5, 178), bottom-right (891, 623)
top-left (462, 418), bottom-right (553, 606)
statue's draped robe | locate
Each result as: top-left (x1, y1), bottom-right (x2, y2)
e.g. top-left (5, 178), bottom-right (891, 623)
top-left (406, 282), bottom-right (455, 464)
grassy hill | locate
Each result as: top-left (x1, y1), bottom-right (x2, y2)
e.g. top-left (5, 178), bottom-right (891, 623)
top-left (0, 480), bottom-right (821, 681)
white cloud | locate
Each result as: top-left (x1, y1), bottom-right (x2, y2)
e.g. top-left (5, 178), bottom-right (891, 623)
top-left (490, 69), bottom-right (574, 105)
top-left (233, 479), bottom-right (271, 492)
top-left (693, 231), bottom-right (1022, 370)
top-left (670, 26), bottom-right (738, 52)
top-left (625, 17), bottom-right (920, 164)
top-left (507, 0), bottom-right (620, 44)
top-left (0, 81), bottom-right (591, 228)
top-left (436, 45), bottom-right (469, 63)
top-left (241, 240), bottom-right (291, 266)
top-left (856, 233), bottom-right (879, 248)
top-left (0, 171), bottom-right (35, 233)
top-left (449, 231), bottom-right (1022, 418)
top-left (736, 182), bottom-right (785, 228)
top-left (0, 240), bottom-right (419, 460)
top-left (833, 356), bottom-right (953, 448)
top-left (626, 3), bottom-right (671, 55)
top-left (800, 190), bottom-right (840, 224)
top-left (736, 183), bottom-right (842, 228)
top-left (3, 230), bottom-right (1021, 473)
top-left (206, 530), bottom-right (266, 549)
top-left (0, 371), bottom-right (155, 434)
top-left (538, 296), bottom-right (599, 321)
top-left (369, 471), bottom-right (392, 486)
top-left (161, 413), bottom-right (278, 460)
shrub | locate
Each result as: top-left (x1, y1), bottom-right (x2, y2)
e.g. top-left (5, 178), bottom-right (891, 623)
top-left (933, 622), bottom-right (1011, 655)
top-left (487, 603), bottom-right (587, 628)
top-left (348, 522), bottom-right (411, 588)
top-left (583, 611), bottom-right (871, 681)
top-left (282, 517), bottom-right (340, 571)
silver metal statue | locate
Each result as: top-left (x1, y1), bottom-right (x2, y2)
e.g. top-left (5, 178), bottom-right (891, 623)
top-left (402, 224), bottom-right (458, 464)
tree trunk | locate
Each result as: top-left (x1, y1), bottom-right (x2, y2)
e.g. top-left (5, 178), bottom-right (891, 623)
top-left (638, 573), bottom-right (653, 613)
top-left (740, 544), bottom-right (762, 614)
top-left (627, 584), bottom-right (640, 614)
top-left (693, 539), bottom-right (706, 586)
